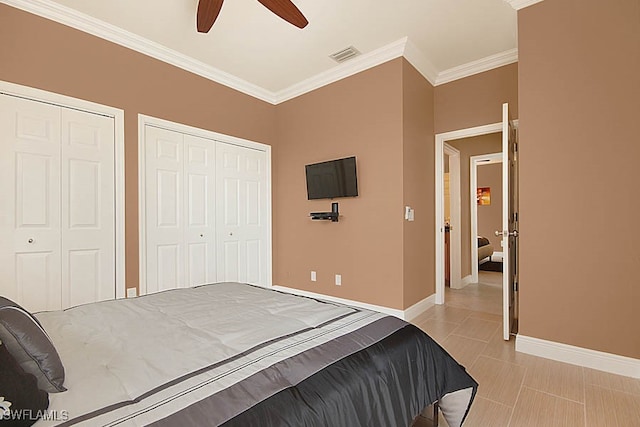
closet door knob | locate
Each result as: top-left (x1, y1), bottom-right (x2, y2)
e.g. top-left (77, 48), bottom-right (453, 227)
top-left (28, 238), bottom-right (34, 244)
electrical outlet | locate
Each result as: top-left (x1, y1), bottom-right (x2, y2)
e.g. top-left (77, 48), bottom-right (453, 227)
top-left (311, 271), bottom-right (317, 282)
top-left (126, 288), bottom-right (137, 298)
top-left (335, 274), bottom-right (342, 286)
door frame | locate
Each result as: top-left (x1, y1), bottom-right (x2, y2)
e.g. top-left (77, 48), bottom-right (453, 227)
top-left (443, 144), bottom-right (461, 289)
top-left (435, 123), bottom-right (503, 304)
top-left (138, 114), bottom-right (272, 295)
top-left (0, 80), bottom-right (126, 300)
top-left (470, 152), bottom-right (502, 283)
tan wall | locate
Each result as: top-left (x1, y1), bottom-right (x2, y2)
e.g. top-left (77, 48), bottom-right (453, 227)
top-left (477, 163), bottom-right (502, 252)
top-left (450, 134), bottom-right (502, 277)
top-left (0, 5), bottom-right (277, 292)
top-left (435, 63), bottom-right (518, 134)
top-left (402, 60), bottom-right (435, 308)
top-left (0, 5), bottom-right (520, 316)
top-left (274, 59), bottom-right (405, 309)
top-left (518, 0), bottom-right (640, 358)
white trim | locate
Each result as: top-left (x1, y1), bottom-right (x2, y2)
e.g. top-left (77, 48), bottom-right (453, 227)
top-left (461, 275), bottom-right (474, 287)
top-left (137, 119), bottom-right (147, 296)
top-left (137, 115), bottom-right (272, 295)
top-left (436, 49), bottom-right (518, 86)
top-left (491, 251), bottom-right (504, 261)
top-left (114, 104), bottom-right (126, 299)
top-left (272, 285), bottom-right (435, 321)
top-left (4, 0), bottom-right (520, 104)
top-left (0, 79), bottom-right (127, 300)
top-left (504, 0), bottom-right (545, 11)
top-left (434, 141), bottom-right (445, 303)
top-left (435, 123), bottom-right (503, 306)
top-left (3, 0), bottom-right (276, 104)
top-left (443, 144), bottom-right (462, 290)
top-left (516, 335), bottom-right (640, 379)
top-left (138, 115), bottom-right (271, 152)
top-left (470, 152), bottom-right (502, 282)
top-left (403, 38), bottom-right (439, 86)
top-left (274, 38), bottom-right (408, 104)
top-left (403, 294), bottom-right (437, 322)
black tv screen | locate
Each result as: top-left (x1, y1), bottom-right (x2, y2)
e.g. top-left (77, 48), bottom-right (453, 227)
top-left (305, 156), bottom-right (358, 200)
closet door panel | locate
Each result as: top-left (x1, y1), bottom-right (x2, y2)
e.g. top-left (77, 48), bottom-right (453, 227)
top-left (184, 134), bottom-right (215, 287)
top-left (242, 148), bottom-right (268, 284)
top-left (216, 143), bottom-right (268, 285)
top-left (145, 126), bottom-right (184, 293)
top-left (61, 108), bottom-right (115, 307)
top-left (0, 95), bottom-right (62, 312)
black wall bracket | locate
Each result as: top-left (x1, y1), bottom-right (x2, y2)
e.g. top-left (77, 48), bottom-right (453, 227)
top-left (310, 202), bottom-right (339, 222)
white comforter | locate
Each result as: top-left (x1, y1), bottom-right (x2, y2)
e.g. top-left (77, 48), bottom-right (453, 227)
top-left (34, 283), bottom-right (376, 426)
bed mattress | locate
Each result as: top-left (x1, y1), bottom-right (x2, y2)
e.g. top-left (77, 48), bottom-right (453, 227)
top-left (33, 282), bottom-right (477, 427)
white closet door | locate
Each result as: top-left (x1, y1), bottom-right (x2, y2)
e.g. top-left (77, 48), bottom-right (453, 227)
top-left (216, 142), bottom-right (268, 285)
top-left (144, 127), bottom-right (216, 293)
top-left (0, 94), bottom-right (116, 312)
top-left (61, 108), bottom-right (115, 308)
top-left (145, 126), bottom-right (185, 293)
top-left (0, 95), bottom-right (62, 312)
top-left (183, 134), bottom-right (216, 287)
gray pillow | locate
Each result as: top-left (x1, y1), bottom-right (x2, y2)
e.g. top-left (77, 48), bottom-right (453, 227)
top-left (0, 297), bottom-right (66, 393)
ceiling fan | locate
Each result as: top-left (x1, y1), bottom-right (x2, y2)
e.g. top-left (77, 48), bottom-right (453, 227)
top-left (197, 0), bottom-right (309, 33)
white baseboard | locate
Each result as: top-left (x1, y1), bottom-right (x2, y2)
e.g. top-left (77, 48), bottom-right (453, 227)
top-left (451, 274), bottom-right (474, 289)
top-left (272, 285), bottom-right (434, 321)
top-left (491, 252), bottom-right (504, 262)
top-left (403, 294), bottom-right (436, 322)
top-left (516, 335), bottom-right (640, 379)
top-left (461, 275), bottom-right (474, 286)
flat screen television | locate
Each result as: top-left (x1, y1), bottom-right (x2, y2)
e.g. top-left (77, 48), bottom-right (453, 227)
top-left (305, 156), bottom-right (358, 200)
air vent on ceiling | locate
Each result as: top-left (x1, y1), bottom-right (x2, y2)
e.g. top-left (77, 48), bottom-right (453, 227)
top-left (329, 46), bottom-right (361, 63)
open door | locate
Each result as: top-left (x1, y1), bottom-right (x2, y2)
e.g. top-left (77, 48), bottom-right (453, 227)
top-left (499, 103), bottom-right (519, 340)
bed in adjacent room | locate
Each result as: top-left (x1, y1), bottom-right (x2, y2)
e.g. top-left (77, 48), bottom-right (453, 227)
top-left (478, 236), bottom-right (494, 263)
top-left (1, 283), bottom-right (477, 427)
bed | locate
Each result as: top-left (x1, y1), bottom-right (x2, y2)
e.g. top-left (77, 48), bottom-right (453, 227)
top-left (1, 282), bottom-right (477, 427)
top-left (478, 236), bottom-right (494, 263)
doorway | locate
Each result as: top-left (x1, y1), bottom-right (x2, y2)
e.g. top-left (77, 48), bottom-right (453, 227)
top-left (435, 105), bottom-right (519, 340)
top-left (470, 153), bottom-right (503, 283)
top-left (435, 122), bottom-right (503, 306)
top-left (440, 134), bottom-right (504, 319)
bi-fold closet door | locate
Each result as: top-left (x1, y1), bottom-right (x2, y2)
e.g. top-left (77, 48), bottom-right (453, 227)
top-left (143, 124), bottom-right (269, 294)
top-left (0, 94), bottom-right (116, 312)
top-left (145, 127), bottom-right (216, 293)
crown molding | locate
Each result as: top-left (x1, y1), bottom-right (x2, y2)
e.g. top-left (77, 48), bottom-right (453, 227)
top-left (4, 0), bottom-right (520, 104)
top-left (274, 38), bottom-right (408, 104)
top-left (402, 39), bottom-right (438, 86)
top-left (435, 48), bottom-right (518, 86)
top-left (2, 0), bottom-right (277, 103)
top-left (504, 0), bottom-right (544, 11)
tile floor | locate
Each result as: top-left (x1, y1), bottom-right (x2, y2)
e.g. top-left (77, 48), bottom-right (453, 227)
top-left (412, 271), bottom-right (640, 427)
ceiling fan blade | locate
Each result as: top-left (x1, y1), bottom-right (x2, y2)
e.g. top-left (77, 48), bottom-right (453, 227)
top-left (197, 0), bottom-right (224, 33)
top-left (257, 0), bottom-right (309, 28)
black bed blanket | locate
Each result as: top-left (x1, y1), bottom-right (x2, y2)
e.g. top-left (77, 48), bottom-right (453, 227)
top-left (153, 323), bottom-right (478, 427)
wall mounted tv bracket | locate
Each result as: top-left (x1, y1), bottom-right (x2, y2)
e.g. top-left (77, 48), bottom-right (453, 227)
top-left (310, 202), bottom-right (339, 222)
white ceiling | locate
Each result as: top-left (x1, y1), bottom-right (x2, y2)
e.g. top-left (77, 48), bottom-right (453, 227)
top-left (16, 0), bottom-right (518, 99)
